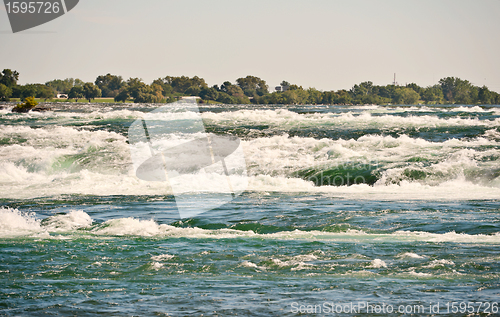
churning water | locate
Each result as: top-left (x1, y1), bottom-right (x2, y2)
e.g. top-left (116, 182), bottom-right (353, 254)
top-left (1, 103), bottom-right (499, 316)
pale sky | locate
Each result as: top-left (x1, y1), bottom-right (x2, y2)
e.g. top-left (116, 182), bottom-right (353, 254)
top-left (1, 0), bottom-right (500, 92)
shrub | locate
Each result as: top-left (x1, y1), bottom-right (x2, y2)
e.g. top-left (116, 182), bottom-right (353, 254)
top-left (12, 96), bottom-right (38, 113)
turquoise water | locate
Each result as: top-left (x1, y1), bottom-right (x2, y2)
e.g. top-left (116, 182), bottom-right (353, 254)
top-left (1, 103), bottom-right (500, 316)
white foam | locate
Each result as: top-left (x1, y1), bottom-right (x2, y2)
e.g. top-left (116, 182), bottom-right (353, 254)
top-left (240, 261), bottom-right (258, 268)
top-left (369, 259), bottom-right (388, 268)
top-left (0, 209), bottom-right (98, 238)
top-left (1, 107), bottom-right (500, 200)
top-left (42, 210), bottom-right (93, 232)
top-left (271, 256), bottom-right (315, 271)
top-left (392, 230), bottom-right (500, 243)
top-left (396, 252), bottom-right (427, 259)
top-left (149, 262), bottom-right (164, 270)
top-left (239, 261), bottom-right (266, 271)
top-left (248, 176), bottom-right (500, 200)
top-left (5, 108), bottom-right (144, 122)
top-left (2, 209), bottom-right (499, 244)
top-left (92, 218), bottom-right (167, 237)
top-left (424, 259), bottom-right (455, 268)
top-left (451, 106), bottom-right (494, 113)
top-left (151, 254), bottom-right (175, 261)
top-left (243, 133), bottom-right (500, 191)
top-left (202, 109), bottom-right (500, 130)
top-left (0, 207), bottom-right (43, 237)
top-left (407, 270), bottom-right (433, 277)
top-left (87, 218), bottom-right (500, 244)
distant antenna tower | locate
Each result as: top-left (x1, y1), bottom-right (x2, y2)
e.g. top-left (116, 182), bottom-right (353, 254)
top-left (393, 73), bottom-right (397, 86)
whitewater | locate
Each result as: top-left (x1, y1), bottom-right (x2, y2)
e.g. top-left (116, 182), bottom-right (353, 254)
top-left (1, 102), bottom-right (499, 316)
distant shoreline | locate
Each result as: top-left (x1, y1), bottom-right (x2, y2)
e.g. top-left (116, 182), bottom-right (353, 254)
top-left (2, 70), bottom-right (499, 106)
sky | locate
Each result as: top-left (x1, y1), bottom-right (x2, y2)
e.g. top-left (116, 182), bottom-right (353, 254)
top-left (1, 0), bottom-right (500, 92)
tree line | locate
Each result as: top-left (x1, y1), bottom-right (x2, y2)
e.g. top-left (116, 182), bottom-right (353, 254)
top-left (1, 69), bottom-right (499, 105)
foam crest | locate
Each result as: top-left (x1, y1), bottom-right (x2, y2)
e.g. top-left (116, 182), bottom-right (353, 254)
top-left (1, 133), bottom-right (500, 200)
top-left (92, 218), bottom-right (169, 236)
top-left (0, 125), bottom-right (126, 150)
top-left (4, 108), bottom-right (143, 121)
top-left (240, 261), bottom-right (263, 270)
top-left (87, 217), bottom-right (500, 244)
top-left (3, 210), bottom-right (499, 244)
top-left (396, 252), bottom-right (427, 259)
top-left (1, 106), bottom-right (500, 199)
top-left (151, 254), bottom-right (175, 261)
top-left (392, 230), bottom-right (500, 243)
top-left (244, 134), bottom-right (499, 173)
top-left (202, 109), bottom-right (500, 129)
top-left (407, 271), bottom-right (433, 278)
top-left (424, 259), bottom-right (455, 268)
top-left (149, 262), bottom-right (165, 270)
top-left (243, 133), bottom-right (500, 190)
top-left (42, 210), bottom-right (93, 232)
top-left (0, 207), bottom-right (42, 237)
top-left (369, 259), bottom-right (388, 268)
top-left (451, 106), bottom-right (497, 113)
top-left (266, 254), bottom-right (319, 271)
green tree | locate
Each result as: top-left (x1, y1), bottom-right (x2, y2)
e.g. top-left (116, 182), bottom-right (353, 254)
top-left (152, 78), bottom-right (173, 96)
top-left (421, 85), bottom-right (444, 104)
top-left (184, 85), bottom-right (202, 96)
top-left (0, 69), bottom-right (19, 87)
top-left (37, 85), bottom-right (55, 100)
top-left (469, 86), bottom-right (479, 104)
top-left (406, 83), bottom-right (424, 95)
top-left (0, 83), bottom-right (12, 101)
top-left (68, 86), bottom-right (84, 102)
top-left (74, 79), bottom-right (84, 87)
top-left (259, 92), bottom-right (286, 104)
top-left (226, 85), bottom-right (245, 98)
top-left (127, 80), bottom-right (164, 103)
top-left (164, 76), bottom-right (207, 94)
top-left (82, 83), bottom-right (102, 102)
top-left (282, 89), bottom-right (309, 104)
top-left (282, 90), bottom-right (299, 104)
top-left (150, 83), bottom-right (164, 102)
top-left (288, 84), bottom-right (303, 91)
top-left (216, 92), bottom-right (236, 104)
top-left (351, 81), bottom-right (374, 98)
top-left (439, 77), bottom-right (455, 102)
top-left (335, 90), bottom-right (352, 104)
top-left (280, 81), bottom-right (291, 89)
top-left (19, 84), bottom-right (55, 100)
top-left (393, 87), bottom-right (420, 104)
top-left (199, 87), bottom-right (219, 101)
top-left (439, 77), bottom-right (474, 104)
top-left (219, 81), bottom-right (249, 103)
top-left (478, 86), bottom-right (493, 104)
top-left (95, 73), bottom-right (124, 97)
top-left (220, 81), bottom-right (234, 94)
top-left (236, 75), bottom-right (269, 97)
top-left (307, 88), bottom-right (322, 104)
top-left (45, 78), bottom-right (79, 94)
top-left (18, 84), bottom-right (40, 100)
top-left (114, 89), bottom-right (130, 103)
top-left (322, 91), bottom-right (336, 104)
top-left (376, 85), bottom-right (397, 100)
top-left (494, 92), bottom-right (500, 104)
top-left (126, 78), bottom-right (143, 90)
